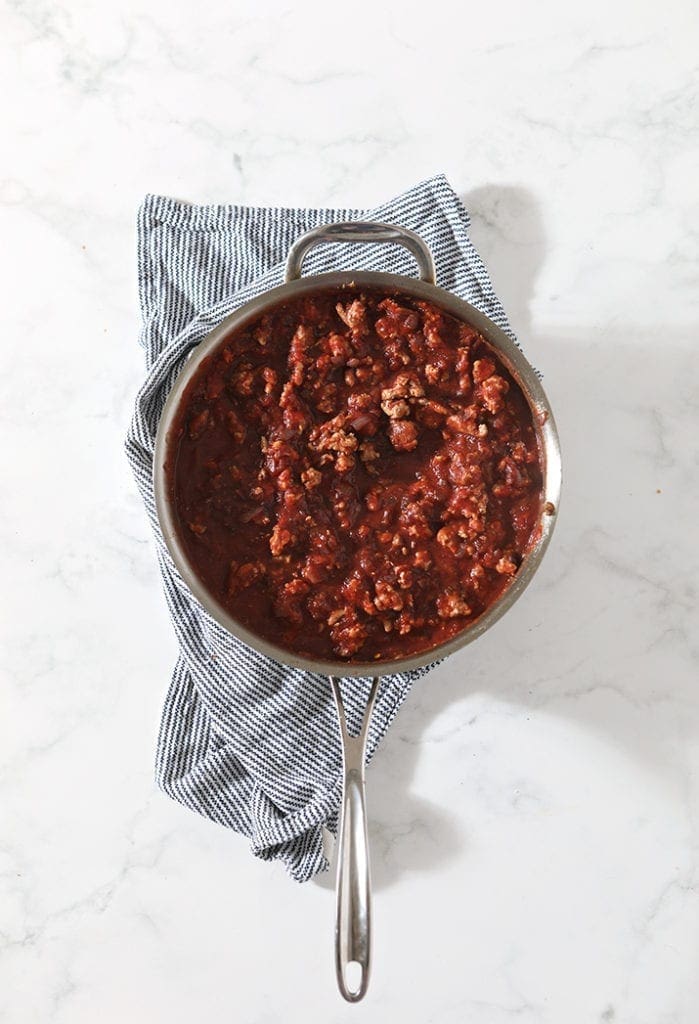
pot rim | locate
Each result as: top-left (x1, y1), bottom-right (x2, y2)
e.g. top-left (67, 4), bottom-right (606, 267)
top-left (153, 270), bottom-right (561, 678)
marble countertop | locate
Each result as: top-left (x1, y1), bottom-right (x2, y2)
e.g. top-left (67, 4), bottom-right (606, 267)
top-left (2, 1), bottom-right (698, 1021)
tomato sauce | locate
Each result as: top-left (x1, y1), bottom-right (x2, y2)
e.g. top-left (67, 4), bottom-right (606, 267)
top-left (168, 288), bottom-right (543, 662)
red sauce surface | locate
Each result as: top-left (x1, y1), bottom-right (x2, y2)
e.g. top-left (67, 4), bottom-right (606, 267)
top-left (168, 288), bottom-right (543, 662)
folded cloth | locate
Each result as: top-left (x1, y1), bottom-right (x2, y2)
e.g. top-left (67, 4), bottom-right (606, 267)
top-left (126, 173), bottom-right (516, 882)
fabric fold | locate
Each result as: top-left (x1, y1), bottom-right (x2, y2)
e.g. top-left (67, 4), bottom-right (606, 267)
top-left (126, 173), bottom-right (515, 881)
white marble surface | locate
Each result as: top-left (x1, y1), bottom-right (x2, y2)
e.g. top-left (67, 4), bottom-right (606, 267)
top-left (2, 0), bottom-right (698, 1020)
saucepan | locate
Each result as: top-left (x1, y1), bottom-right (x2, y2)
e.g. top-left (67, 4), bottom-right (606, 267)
top-left (153, 222), bottom-right (561, 1002)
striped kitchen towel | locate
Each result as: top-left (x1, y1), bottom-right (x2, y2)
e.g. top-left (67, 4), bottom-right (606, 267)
top-left (125, 173), bottom-right (516, 882)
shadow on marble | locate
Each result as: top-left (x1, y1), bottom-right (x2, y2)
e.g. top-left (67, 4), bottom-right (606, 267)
top-left (313, 737), bottom-right (463, 894)
top-left (461, 184), bottom-right (547, 341)
top-left (313, 186), bottom-right (698, 894)
top-left (349, 318), bottom-right (698, 894)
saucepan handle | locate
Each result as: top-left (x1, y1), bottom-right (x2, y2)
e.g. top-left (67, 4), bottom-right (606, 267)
top-left (329, 675), bottom-right (381, 1003)
top-left (285, 221), bottom-right (436, 285)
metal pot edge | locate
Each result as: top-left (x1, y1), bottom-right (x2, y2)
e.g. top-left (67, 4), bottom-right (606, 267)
top-left (153, 271), bottom-right (562, 679)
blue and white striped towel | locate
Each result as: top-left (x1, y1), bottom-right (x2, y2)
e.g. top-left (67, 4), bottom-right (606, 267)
top-left (126, 173), bottom-right (515, 882)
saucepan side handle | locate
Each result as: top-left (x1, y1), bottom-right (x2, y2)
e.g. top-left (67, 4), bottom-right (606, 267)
top-left (285, 221), bottom-right (436, 285)
top-left (329, 675), bottom-right (381, 1003)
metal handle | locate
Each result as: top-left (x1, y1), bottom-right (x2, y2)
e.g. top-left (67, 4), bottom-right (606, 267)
top-left (285, 221), bottom-right (436, 284)
top-left (329, 675), bottom-right (381, 1003)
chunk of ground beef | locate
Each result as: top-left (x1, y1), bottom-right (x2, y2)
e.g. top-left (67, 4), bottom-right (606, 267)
top-left (388, 419), bottom-right (419, 451)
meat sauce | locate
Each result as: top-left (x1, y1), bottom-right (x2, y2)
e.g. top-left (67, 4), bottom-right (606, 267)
top-left (168, 288), bottom-right (543, 662)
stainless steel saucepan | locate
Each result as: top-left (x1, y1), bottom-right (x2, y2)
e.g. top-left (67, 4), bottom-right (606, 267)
top-left (153, 221), bottom-right (561, 1002)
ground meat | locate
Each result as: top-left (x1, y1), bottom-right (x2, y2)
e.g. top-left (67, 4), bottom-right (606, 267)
top-left (374, 580), bottom-right (404, 612)
top-left (495, 553), bottom-right (518, 575)
top-left (387, 419), bottom-right (419, 451)
top-left (274, 578), bottom-right (310, 623)
top-left (473, 358), bottom-right (495, 384)
top-left (336, 299), bottom-right (368, 334)
top-left (359, 440), bottom-right (380, 473)
top-left (188, 408), bottom-right (210, 439)
top-left (330, 615), bottom-right (368, 658)
top-left (170, 287), bottom-right (543, 662)
top-left (301, 466), bottom-right (322, 489)
top-left (436, 591), bottom-right (472, 619)
top-left (381, 396), bottom-right (410, 419)
top-left (232, 363), bottom-right (256, 396)
top-left (382, 371), bottom-right (424, 401)
top-left (228, 561), bottom-right (264, 596)
top-left (415, 398), bottom-right (449, 428)
top-left (226, 409), bottom-right (246, 443)
top-left (480, 374), bottom-right (510, 413)
top-left (445, 409), bottom-right (478, 435)
top-left (269, 523), bottom-right (292, 556)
